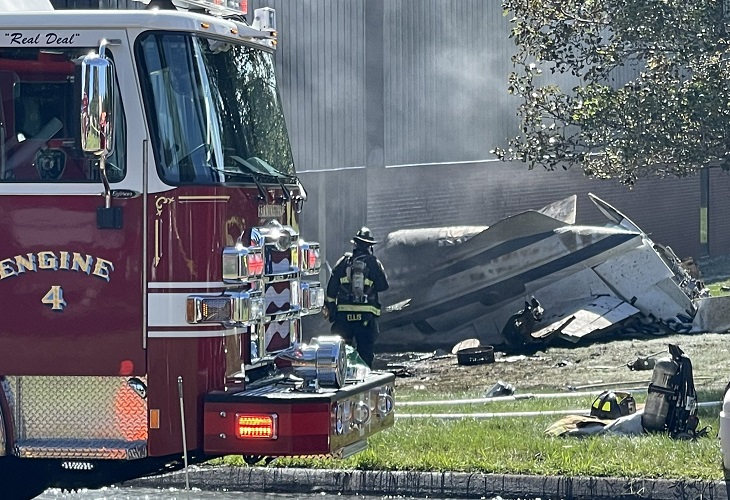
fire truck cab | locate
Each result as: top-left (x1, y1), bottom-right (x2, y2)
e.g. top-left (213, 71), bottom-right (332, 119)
top-left (0, 0), bottom-right (395, 494)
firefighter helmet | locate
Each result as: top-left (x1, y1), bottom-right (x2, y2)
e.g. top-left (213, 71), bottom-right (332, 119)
top-left (590, 390), bottom-right (636, 420)
top-left (352, 227), bottom-right (377, 245)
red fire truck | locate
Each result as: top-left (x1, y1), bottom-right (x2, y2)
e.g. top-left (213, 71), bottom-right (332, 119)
top-left (0, 0), bottom-right (395, 495)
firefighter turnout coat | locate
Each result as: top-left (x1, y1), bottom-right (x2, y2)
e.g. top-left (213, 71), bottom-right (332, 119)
top-left (326, 249), bottom-right (389, 322)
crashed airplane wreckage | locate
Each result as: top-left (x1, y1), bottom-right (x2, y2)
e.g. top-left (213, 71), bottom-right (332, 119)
top-left (376, 193), bottom-right (729, 353)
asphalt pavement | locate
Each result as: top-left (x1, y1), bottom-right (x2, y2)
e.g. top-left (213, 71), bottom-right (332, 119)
top-left (125, 465), bottom-right (730, 500)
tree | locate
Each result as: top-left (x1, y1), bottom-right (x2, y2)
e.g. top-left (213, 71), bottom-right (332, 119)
top-left (493, 0), bottom-right (730, 186)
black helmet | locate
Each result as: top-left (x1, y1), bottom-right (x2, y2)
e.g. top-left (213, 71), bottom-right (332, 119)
top-left (590, 390), bottom-right (636, 420)
top-left (352, 226), bottom-right (377, 245)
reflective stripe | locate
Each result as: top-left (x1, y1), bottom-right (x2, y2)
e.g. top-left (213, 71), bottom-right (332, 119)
top-left (337, 304), bottom-right (381, 316)
top-left (325, 297), bottom-right (336, 303)
top-left (339, 277), bottom-right (372, 285)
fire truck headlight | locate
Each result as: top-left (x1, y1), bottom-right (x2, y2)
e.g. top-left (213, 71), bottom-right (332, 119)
top-left (334, 402), bottom-right (345, 435)
top-left (312, 286), bottom-right (325, 309)
top-left (233, 292), bottom-right (265, 325)
top-left (250, 295), bottom-right (265, 321)
top-left (256, 220), bottom-right (297, 252)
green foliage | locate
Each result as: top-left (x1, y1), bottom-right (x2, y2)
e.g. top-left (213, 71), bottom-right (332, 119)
top-left (493, 0), bottom-right (730, 185)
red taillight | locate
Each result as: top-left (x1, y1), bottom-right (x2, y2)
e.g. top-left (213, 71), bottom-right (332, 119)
top-left (236, 414), bottom-right (277, 439)
top-left (307, 249), bottom-right (318, 270)
top-left (247, 252), bottom-right (265, 277)
top-left (298, 242), bottom-right (321, 273)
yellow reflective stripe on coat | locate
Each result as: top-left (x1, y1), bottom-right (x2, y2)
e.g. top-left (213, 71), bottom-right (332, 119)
top-left (337, 304), bottom-right (381, 316)
top-left (339, 277), bottom-right (372, 285)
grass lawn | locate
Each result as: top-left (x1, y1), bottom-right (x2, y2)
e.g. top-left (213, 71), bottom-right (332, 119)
top-left (218, 276), bottom-right (730, 480)
top-left (219, 388), bottom-right (726, 481)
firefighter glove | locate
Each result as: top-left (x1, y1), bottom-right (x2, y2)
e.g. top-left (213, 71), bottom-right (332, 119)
top-left (325, 303), bottom-right (336, 322)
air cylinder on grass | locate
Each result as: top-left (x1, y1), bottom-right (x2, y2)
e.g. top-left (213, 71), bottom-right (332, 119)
top-left (642, 356), bottom-right (678, 432)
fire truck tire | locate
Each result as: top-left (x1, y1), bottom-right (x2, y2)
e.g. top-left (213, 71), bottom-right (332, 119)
top-left (0, 456), bottom-right (53, 500)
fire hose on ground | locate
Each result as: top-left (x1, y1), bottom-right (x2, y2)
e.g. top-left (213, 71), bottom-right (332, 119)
top-left (395, 388), bottom-right (722, 419)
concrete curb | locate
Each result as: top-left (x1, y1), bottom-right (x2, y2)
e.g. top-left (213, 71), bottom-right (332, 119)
top-left (126, 466), bottom-right (730, 500)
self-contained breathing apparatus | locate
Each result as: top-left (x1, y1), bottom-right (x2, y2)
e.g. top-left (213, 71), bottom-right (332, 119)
top-left (642, 344), bottom-right (704, 439)
top-left (347, 255), bottom-right (368, 304)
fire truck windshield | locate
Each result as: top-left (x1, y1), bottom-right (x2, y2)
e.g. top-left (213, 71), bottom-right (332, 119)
top-left (137, 33), bottom-right (295, 185)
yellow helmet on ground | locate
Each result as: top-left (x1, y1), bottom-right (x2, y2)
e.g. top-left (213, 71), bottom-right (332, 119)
top-left (590, 390), bottom-right (636, 420)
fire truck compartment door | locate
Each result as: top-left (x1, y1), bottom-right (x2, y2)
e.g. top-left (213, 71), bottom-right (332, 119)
top-left (0, 33), bottom-right (146, 376)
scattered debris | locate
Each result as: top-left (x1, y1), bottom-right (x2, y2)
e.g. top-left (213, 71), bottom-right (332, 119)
top-left (456, 345), bottom-right (495, 366)
top-left (501, 297), bottom-right (550, 350)
top-left (553, 359), bottom-right (574, 368)
top-left (385, 364), bottom-right (414, 377)
top-left (375, 193), bottom-right (720, 353)
top-left (484, 381), bottom-right (515, 398)
top-left (384, 298), bottom-right (412, 312)
top-left (451, 338), bottom-right (481, 354)
top-left (626, 357), bottom-right (656, 371)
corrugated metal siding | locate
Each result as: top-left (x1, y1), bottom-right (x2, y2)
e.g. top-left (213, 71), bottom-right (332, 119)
top-left (298, 168), bottom-right (368, 271)
top-left (251, 0), bottom-right (367, 172)
top-left (255, 0), bottom-right (521, 170)
top-left (383, 0), bottom-right (517, 165)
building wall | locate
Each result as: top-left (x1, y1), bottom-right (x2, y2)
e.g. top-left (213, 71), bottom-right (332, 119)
top-left (252, 0), bottom-right (520, 170)
top-left (360, 162), bottom-right (727, 263)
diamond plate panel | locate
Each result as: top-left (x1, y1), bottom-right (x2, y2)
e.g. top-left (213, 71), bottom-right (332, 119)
top-left (15, 438), bottom-right (146, 460)
top-left (7, 376), bottom-right (147, 444)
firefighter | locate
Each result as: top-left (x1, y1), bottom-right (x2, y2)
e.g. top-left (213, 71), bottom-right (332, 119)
top-left (325, 227), bottom-right (389, 368)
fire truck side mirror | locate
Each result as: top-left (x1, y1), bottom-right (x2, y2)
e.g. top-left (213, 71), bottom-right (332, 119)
top-left (81, 40), bottom-right (122, 230)
top-left (80, 46), bottom-right (115, 158)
